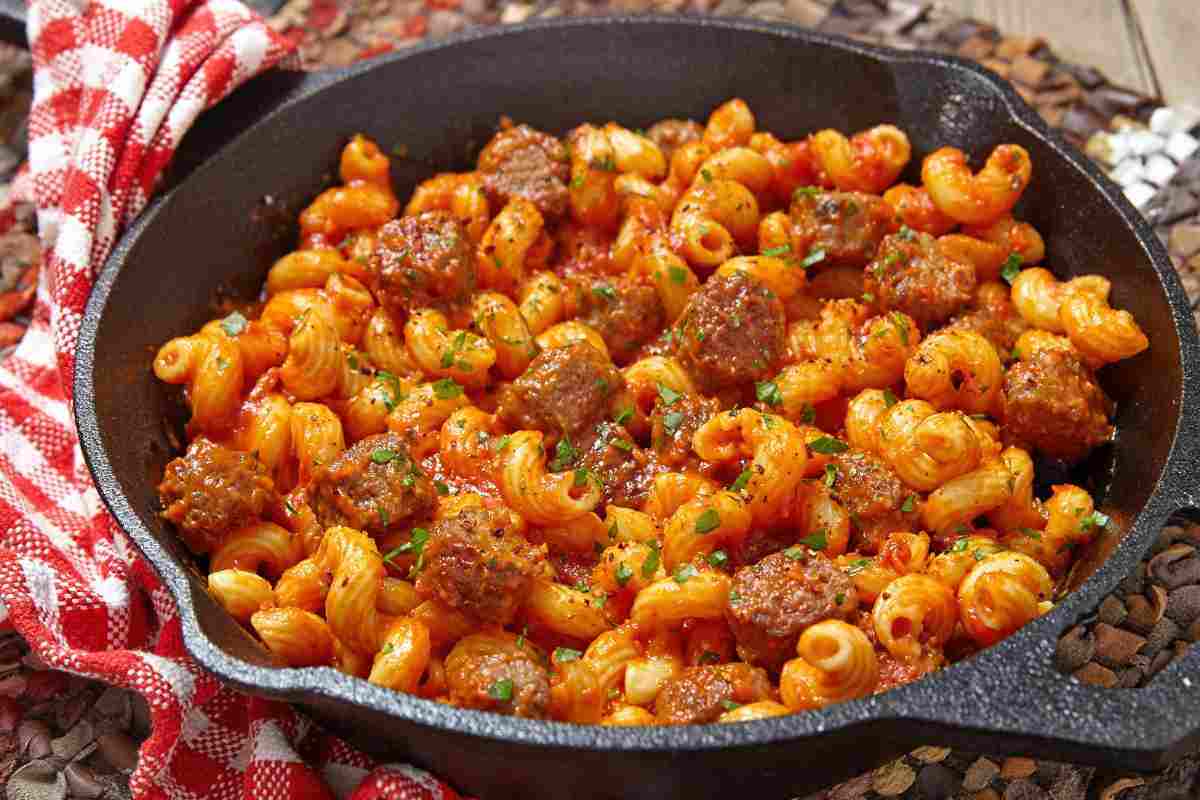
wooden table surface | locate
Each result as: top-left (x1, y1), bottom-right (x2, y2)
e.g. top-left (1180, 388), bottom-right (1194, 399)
top-left (942, 0), bottom-right (1196, 104)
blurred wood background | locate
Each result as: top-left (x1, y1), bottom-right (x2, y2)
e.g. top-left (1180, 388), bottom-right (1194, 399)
top-left (941, 0), bottom-right (1195, 104)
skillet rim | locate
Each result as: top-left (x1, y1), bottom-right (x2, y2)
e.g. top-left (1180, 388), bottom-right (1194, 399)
top-left (73, 15), bottom-right (1200, 758)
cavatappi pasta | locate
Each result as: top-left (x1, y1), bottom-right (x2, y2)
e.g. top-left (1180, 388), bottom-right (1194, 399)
top-left (154, 100), bottom-right (1147, 725)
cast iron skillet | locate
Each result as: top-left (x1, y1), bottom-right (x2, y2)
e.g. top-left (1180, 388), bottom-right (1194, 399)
top-left (25, 12), bottom-right (1200, 799)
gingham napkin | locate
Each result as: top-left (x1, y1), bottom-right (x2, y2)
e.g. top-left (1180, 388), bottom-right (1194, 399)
top-left (0, 2), bottom-right (464, 797)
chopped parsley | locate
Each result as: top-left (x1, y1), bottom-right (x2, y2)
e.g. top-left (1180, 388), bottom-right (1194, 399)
top-left (707, 550), bottom-right (729, 568)
top-left (890, 312), bottom-right (910, 346)
top-left (571, 173), bottom-right (585, 189)
top-left (488, 678), bottom-right (514, 701)
top-left (883, 388), bottom-right (898, 407)
top-left (663, 411), bottom-right (685, 435)
top-left (219, 311), bottom-right (248, 337)
top-left (673, 564), bottom-right (697, 584)
top-left (553, 647), bottom-right (583, 663)
top-left (1000, 253), bottom-right (1022, 284)
top-left (799, 530), bottom-right (828, 550)
top-left (700, 167), bottom-right (714, 182)
top-left (371, 448), bottom-right (397, 464)
top-left (1020, 528), bottom-right (1043, 540)
top-left (432, 378), bottom-right (463, 400)
top-left (695, 509), bottom-right (721, 534)
top-left (641, 540), bottom-right (661, 579)
top-left (496, 434), bottom-right (512, 452)
top-left (730, 469), bottom-right (753, 493)
top-left (573, 468), bottom-right (592, 488)
top-left (846, 558), bottom-right (872, 576)
top-left (755, 379), bottom-right (782, 407)
top-left (551, 437), bottom-right (578, 471)
top-left (698, 650), bottom-right (721, 665)
top-left (729, 589), bottom-right (742, 603)
top-left (593, 284), bottom-right (618, 302)
top-left (799, 403), bottom-right (816, 424)
top-left (615, 562), bottom-right (633, 586)
top-left (897, 225), bottom-right (917, 241)
top-left (610, 437), bottom-right (634, 452)
top-left (800, 248), bottom-right (826, 268)
top-left (1080, 511), bottom-right (1111, 533)
top-left (809, 436), bottom-right (849, 455)
top-left (950, 538), bottom-right (970, 554)
top-left (668, 265), bottom-right (688, 285)
top-left (434, 480), bottom-right (450, 496)
top-left (823, 463), bottom-right (839, 489)
top-left (383, 527), bottom-right (430, 577)
top-left (761, 245), bottom-right (791, 258)
top-left (614, 407), bottom-right (634, 426)
top-left (901, 494), bottom-right (916, 513)
top-left (834, 593), bottom-right (846, 605)
top-left (793, 186), bottom-right (821, 199)
top-left (783, 546), bottom-right (808, 562)
top-left (862, 291), bottom-right (876, 303)
top-left (721, 700), bottom-right (741, 712)
top-left (657, 383), bottom-right (683, 406)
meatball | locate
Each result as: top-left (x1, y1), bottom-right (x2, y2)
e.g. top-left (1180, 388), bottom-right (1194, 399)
top-left (577, 421), bottom-right (658, 508)
top-left (415, 508), bottom-right (545, 625)
top-left (945, 283), bottom-right (1029, 358)
top-left (866, 230), bottom-right (976, 328)
top-left (789, 191), bottom-right (893, 267)
top-left (496, 341), bottom-right (623, 444)
top-left (1001, 349), bottom-right (1114, 462)
top-left (310, 433), bottom-right (436, 537)
top-left (673, 272), bottom-right (786, 392)
top-left (725, 550), bottom-right (857, 670)
top-left (158, 438), bottom-right (276, 554)
top-left (645, 118), bottom-right (703, 162)
top-left (445, 634), bottom-right (551, 718)
top-left (477, 123), bottom-right (570, 219)
top-left (371, 211), bottom-right (475, 317)
top-left (655, 663), bottom-right (773, 724)
top-left (829, 450), bottom-right (917, 554)
top-left (651, 392), bottom-right (720, 467)
top-left (577, 277), bottom-right (665, 365)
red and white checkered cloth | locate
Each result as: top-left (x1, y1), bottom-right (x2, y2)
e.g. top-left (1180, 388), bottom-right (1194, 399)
top-left (0, 2), bottom-right (466, 798)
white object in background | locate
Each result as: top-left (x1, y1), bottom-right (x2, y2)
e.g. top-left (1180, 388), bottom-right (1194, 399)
top-left (1165, 131), bottom-right (1200, 164)
top-left (1110, 158), bottom-right (1147, 187)
top-left (1106, 131), bottom-right (1133, 165)
top-left (1150, 104), bottom-right (1200, 136)
top-left (1143, 154), bottom-right (1178, 187)
top-left (1123, 182), bottom-right (1156, 209)
top-left (1127, 130), bottom-right (1166, 158)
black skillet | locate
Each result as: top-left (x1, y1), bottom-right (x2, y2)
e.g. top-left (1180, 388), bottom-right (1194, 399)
top-left (4, 5), bottom-right (1199, 798)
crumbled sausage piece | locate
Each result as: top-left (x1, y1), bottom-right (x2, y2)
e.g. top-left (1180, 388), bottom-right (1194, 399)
top-left (158, 438), bottom-right (276, 554)
top-left (830, 450), bottom-right (917, 554)
top-left (478, 124), bottom-right (570, 219)
top-left (725, 551), bottom-right (858, 670)
top-left (310, 433), bottom-right (435, 536)
top-left (371, 211), bottom-right (476, 318)
top-left (445, 633), bottom-right (551, 718)
top-left (673, 272), bottom-right (786, 392)
top-left (415, 508), bottom-right (545, 625)
top-left (496, 341), bottom-right (623, 444)
top-left (655, 663), bottom-right (772, 724)
top-left (576, 421), bottom-right (659, 508)
top-left (1002, 349), bottom-right (1114, 462)
top-left (576, 277), bottom-right (665, 365)
top-left (650, 393), bottom-right (720, 467)
top-left (789, 191), bottom-right (893, 266)
top-left (866, 230), bottom-right (977, 328)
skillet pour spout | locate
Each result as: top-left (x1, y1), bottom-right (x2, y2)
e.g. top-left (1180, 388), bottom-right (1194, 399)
top-left (72, 17), bottom-right (1200, 800)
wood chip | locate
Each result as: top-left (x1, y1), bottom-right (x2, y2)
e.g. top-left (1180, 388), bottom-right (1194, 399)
top-left (1010, 55), bottom-right (1051, 87)
top-left (1092, 623), bottom-right (1147, 667)
top-left (970, 790), bottom-right (1001, 800)
top-left (94, 732), bottom-right (137, 773)
top-left (994, 36), bottom-right (1044, 59)
top-left (957, 36), bottom-right (994, 60)
top-left (49, 720), bottom-right (93, 762)
top-left (5, 759), bottom-right (65, 800)
top-left (1099, 776), bottom-right (1145, 800)
top-left (871, 761), bottom-right (916, 797)
top-left (1001, 757), bottom-right (1038, 779)
top-left (911, 745), bottom-right (951, 763)
top-left (1074, 662), bottom-right (1118, 687)
top-left (963, 757), bottom-right (1000, 792)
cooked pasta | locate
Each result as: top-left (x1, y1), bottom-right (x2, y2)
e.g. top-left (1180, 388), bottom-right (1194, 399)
top-left (154, 100), bottom-right (1145, 725)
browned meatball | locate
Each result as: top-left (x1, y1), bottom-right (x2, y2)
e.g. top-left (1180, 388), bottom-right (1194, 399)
top-left (789, 191), bottom-right (893, 267)
top-left (945, 284), bottom-right (1029, 358)
top-left (496, 341), bottom-right (623, 444)
top-left (829, 451), bottom-right (918, 554)
top-left (866, 230), bottom-right (976, 328)
top-left (577, 277), bottom-right (666, 365)
top-left (415, 508), bottom-right (545, 625)
top-left (158, 438), bottom-right (276, 554)
top-left (651, 392), bottom-right (720, 467)
top-left (576, 421), bottom-right (659, 508)
top-left (645, 118), bottom-right (703, 162)
top-left (1002, 349), bottom-right (1114, 462)
top-left (477, 123), bottom-right (570, 219)
top-left (310, 433), bottom-right (435, 537)
top-left (445, 634), bottom-right (551, 718)
top-left (725, 550), bottom-right (858, 670)
top-left (371, 211), bottom-right (475, 318)
top-left (655, 663), bottom-right (773, 724)
top-left (673, 272), bottom-right (786, 392)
